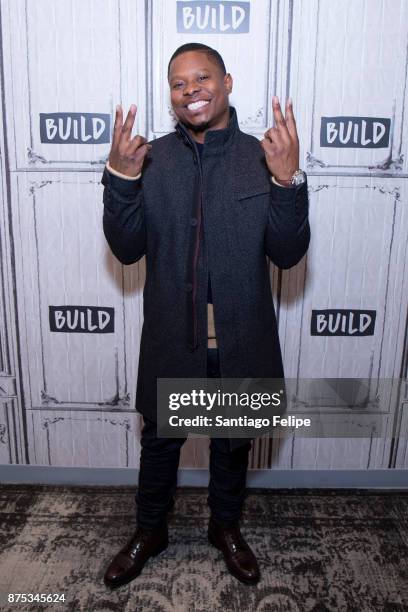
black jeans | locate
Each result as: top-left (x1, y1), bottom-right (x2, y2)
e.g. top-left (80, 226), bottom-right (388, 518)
top-left (135, 348), bottom-right (252, 529)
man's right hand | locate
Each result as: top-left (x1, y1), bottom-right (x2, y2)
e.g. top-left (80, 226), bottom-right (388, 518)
top-left (108, 104), bottom-right (151, 178)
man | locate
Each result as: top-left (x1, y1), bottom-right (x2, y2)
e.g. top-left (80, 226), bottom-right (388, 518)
top-left (101, 43), bottom-right (310, 588)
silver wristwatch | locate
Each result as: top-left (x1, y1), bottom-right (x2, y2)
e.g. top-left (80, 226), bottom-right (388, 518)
top-left (290, 169), bottom-right (307, 187)
top-left (274, 169), bottom-right (307, 188)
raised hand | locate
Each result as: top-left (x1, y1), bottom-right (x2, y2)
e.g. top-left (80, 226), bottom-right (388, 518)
top-left (260, 96), bottom-right (299, 182)
top-left (108, 104), bottom-right (151, 177)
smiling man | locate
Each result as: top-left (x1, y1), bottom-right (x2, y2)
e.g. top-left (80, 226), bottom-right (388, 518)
top-left (168, 47), bottom-right (232, 141)
top-left (101, 43), bottom-right (310, 588)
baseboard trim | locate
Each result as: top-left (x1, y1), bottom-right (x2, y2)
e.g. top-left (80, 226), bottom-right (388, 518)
top-left (0, 465), bottom-right (407, 489)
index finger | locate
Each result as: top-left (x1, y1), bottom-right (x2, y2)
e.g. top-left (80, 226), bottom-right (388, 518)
top-left (121, 104), bottom-right (137, 139)
top-left (284, 98), bottom-right (298, 141)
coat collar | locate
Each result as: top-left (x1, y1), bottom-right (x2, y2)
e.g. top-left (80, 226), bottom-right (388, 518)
top-left (175, 105), bottom-right (239, 155)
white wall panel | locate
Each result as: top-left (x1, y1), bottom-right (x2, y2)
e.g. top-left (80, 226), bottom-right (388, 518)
top-left (281, 177), bottom-right (406, 382)
top-left (292, 0), bottom-right (408, 176)
top-left (149, 0), bottom-right (287, 138)
top-left (11, 172), bottom-right (143, 412)
top-left (29, 409), bottom-right (141, 467)
top-left (2, 0), bottom-right (147, 170)
top-left (0, 29), bottom-right (26, 465)
top-left (271, 175), bottom-right (408, 470)
top-left (0, 400), bottom-right (20, 464)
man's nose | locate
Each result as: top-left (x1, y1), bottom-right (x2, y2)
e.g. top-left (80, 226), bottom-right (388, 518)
top-left (183, 82), bottom-right (201, 96)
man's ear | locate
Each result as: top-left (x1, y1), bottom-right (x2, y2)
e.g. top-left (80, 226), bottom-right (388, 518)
top-left (224, 73), bottom-right (233, 94)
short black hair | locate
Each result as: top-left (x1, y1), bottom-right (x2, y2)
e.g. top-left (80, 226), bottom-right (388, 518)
top-left (167, 43), bottom-right (226, 79)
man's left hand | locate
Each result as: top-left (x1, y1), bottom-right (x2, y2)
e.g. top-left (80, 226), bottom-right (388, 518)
top-left (260, 96), bottom-right (300, 183)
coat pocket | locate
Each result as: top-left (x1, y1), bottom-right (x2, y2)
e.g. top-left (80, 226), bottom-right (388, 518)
top-left (236, 186), bottom-right (271, 202)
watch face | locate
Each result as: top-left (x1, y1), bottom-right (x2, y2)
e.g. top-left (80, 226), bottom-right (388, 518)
top-left (293, 171), bottom-right (306, 186)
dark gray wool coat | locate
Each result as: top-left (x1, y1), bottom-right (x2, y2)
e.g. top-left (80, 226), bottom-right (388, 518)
top-left (101, 106), bottom-right (310, 449)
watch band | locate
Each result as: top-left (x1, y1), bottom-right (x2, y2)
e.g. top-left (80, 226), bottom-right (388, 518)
top-left (274, 169), bottom-right (305, 187)
top-left (271, 175), bottom-right (292, 188)
top-left (273, 176), bottom-right (294, 187)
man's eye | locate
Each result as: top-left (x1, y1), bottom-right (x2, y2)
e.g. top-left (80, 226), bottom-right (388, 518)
top-left (199, 76), bottom-right (209, 81)
top-left (173, 83), bottom-right (183, 89)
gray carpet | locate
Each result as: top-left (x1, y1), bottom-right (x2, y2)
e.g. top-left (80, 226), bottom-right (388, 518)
top-left (0, 484), bottom-right (407, 611)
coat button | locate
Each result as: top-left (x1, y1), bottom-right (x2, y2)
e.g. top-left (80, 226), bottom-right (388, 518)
top-left (186, 282), bottom-right (193, 292)
top-left (190, 218), bottom-right (198, 226)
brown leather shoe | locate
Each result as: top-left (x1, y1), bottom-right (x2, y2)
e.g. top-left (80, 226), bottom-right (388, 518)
top-left (103, 525), bottom-right (168, 589)
top-left (208, 518), bottom-right (260, 585)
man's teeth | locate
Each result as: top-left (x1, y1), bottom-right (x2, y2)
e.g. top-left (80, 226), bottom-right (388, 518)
top-left (187, 100), bottom-right (210, 111)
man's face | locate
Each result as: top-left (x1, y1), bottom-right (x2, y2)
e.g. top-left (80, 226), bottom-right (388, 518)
top-left (168, 50), bottom-right (233, 135)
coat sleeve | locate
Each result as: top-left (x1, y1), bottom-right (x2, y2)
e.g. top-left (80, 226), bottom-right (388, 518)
top-left (264, 177), bottom-right (311, 269)
top-left (101, 165), bottom-right (146, 265)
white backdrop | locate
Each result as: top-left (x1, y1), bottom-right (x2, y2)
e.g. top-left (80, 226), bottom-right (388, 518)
top-left (0, 0), bottom-right (407, 474)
